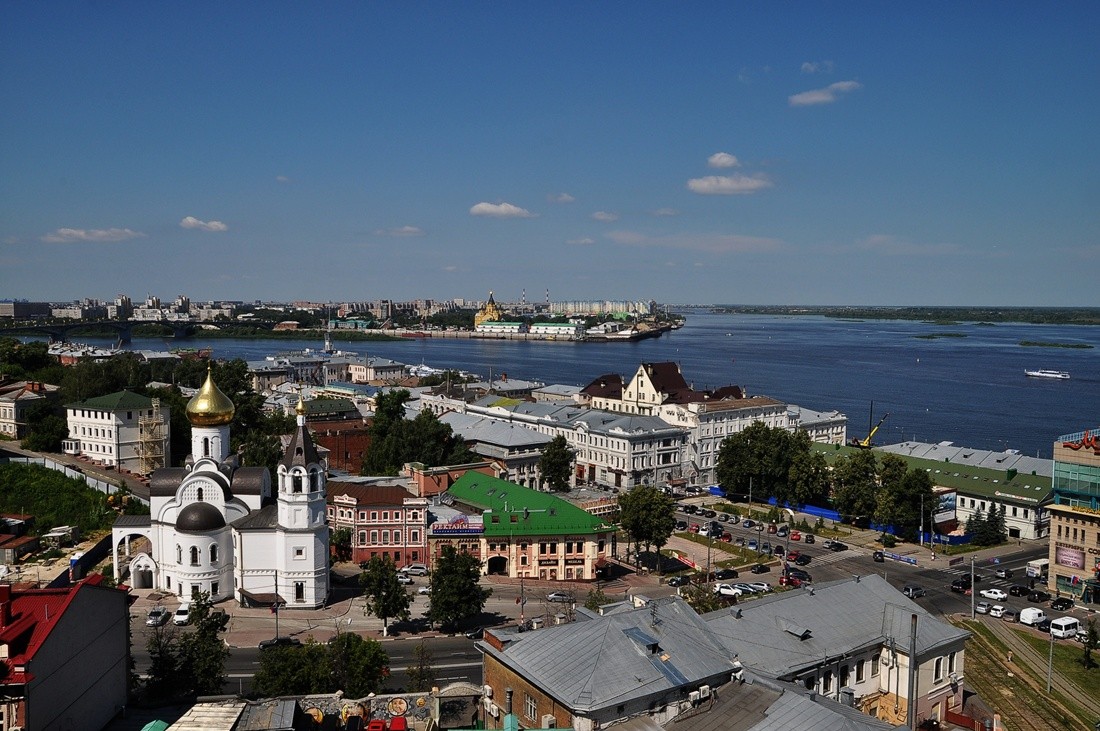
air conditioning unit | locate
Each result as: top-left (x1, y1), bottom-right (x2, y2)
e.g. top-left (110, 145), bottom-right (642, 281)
top-left (688, 691), bottom-right (702, 705)
top-left (698, 684), bottom-right (712, 699)
top-left (484, 685), bottom-right (493, 698)
top-left (483, 698), bottom-right (493, 712)
top-left (489, 703), bottom-right (500, 719)
top-left (541, 714), bottom-right (557, 728)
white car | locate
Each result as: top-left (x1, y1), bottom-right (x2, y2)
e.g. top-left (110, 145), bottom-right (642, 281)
top-left (975, 602), bottom-right (991, 615)
top-left (418, 586), bottom-right (431, 595)
top-left (173, 602), bottom-right (191, 626)
top-left (989, 605), bottom-right (1006, 618)
top-left (979, 588), bottom-right (1008, 601)
top-left (396, 573), bottom-right (413, 585)
top-left (713, 583), bottom-right (743, 597)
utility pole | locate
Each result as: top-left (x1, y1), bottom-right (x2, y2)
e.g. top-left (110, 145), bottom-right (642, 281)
top-left (970, 559), bottom-right (975, 619)
top-left (1047, 630), bottom-right (1054, 693)
top-left (919, 493), bottom-right (924, 549)
top-left (908, 614), bottom-right (919, 731)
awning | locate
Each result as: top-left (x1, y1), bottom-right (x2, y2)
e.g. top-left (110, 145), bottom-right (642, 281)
top-left (239, 589), bottom-right (285, 607)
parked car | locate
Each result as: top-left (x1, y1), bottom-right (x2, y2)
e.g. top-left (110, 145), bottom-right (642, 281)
top-left (713, 583), bottom-right (743, 598)
top-left (146, 606), bottom-right (170, 627)
top-left (402, 563), bottom-right (430, 576)
top-left (720, 531), bottom-right (733, 542)
top-left (1037, 617), bottom-right (1053, 633)
top-left (173, 602), bottom-right (191, 626)
top-left (675, 520), bottom-right (689, 531)
top-left (795, 554), bottom-right (812, 566)
top-left (690, 523), bottom-right (701, 533)
top-left (397, 573), bottom-right (413, 585)
top-left (259, 636), bottom-right (302, 650)
top-left (822, 539), bottom-right (834, 549)
top-left (742, 519), bottom-right (755, 528)
top-left (1008, 584), bottom-right (1029, 597)
top-left (989, 605), bottom-right (1006, 618)
top-left (785, 568), bottom-right (812, 582)
top-left (418, 586), bottom-right (432, 595)
top-left (994, 568), bottom-right (1014, 579)
top-left (464, 627), bottom-right (484, 639)
top-left (790, 530), bottom-right (802, 541)
top-left (747, 582), bottom-right (772, 593)
top-left (734, 537), bottom-right (746, 546)
top-left (767, 523), bottom-right (778, 534)
top-left (719, 513), bottom-right (731, 523)
top-left (787, 550), bottom-right (800, 561)
top-left (1019, 607), bottom-right (1046, 626)
top-left (980, 588), bottom-right (1008, 601)
top-left (756, 523), bottom-right (765, 532)
top-left (1002, 609), bottom-right (1018, 623)
top-left (547, 591), bottom-right (573, 603)
top-left (1028, 590), bottom-right (1052, 603)
top-left (872, 550), bottom-right (885, 562)
top-left (776, 526), bottom-right (789, 537)
top-left (975, 602), bottom-right (991, 615)
top-left (715, 568), bottom-right (739, 580)
top-left (1051, 597), bottom-right (1074, 611)
top-left (773, 545), bottom-right (785, 557)
top-left (902, 585), bottom-right (926, 599)
top-left (747, 539), bottom-right (758, 550)
top-left (830, 541), bottom-right (849, 552)
top-left (782, 575), bottom-right (804, 588)
top-left (667, 575), bottom-right (690, 587)
top-left (803, 534), bottom-right (815, 544)
top-left (682, 504), bottom-right (698, 515)
top-left (950, 578), bottom-right (972, 593)
top-left (750, 563), bottom-right (771, 574)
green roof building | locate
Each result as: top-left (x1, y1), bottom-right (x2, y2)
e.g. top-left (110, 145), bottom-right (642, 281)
top-left (440, 472), bottom-right (615, 582)
top-left (65, 390), bottom-right (171, 475)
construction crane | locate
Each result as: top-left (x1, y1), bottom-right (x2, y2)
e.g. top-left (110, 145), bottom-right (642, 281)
top-left (850, 411), bottom-right (889, 449)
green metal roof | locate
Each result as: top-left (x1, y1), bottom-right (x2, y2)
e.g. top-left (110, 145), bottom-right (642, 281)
top-left (812, 443), bottom-right (1052, 504)
top-left (67, 389), bottom-right (155, 411)
top-left (447, 472), bottom-right (613, 537)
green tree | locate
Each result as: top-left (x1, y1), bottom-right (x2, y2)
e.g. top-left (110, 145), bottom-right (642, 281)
top-left (405, 642), bottom-right (436, 692)
top-left (1080, 618), bottom-right (1098, 670)
top-left (22, 413), bottom-right (68, 452)
top-left (966, 506), bottom-right (991, 545)
top-left (617, 483), bottom-right (675, 570)
top-left (360, 555), bottom-right (412, 637)
top-left (831, 449), bottom-right (879, 525)
top-left (328, 633), bottom-right (391, 696)
top-left (680, 582), bottom-right (723, 614)
top-left (144, 624), bottom-right (183, 700)
top-left (427, 545), bottom-right (492, 630)
top-left (584, 587), bottom-right (611, 611)
top-left (331, 527), bottom-right (353, 563)
top-left (715, 422), bottom-right (794, 503)
top-left (362, 390), bottom-right (474, 475)
top-left (174, 592), bottom-right (230, 695)
top-left (988, 503), bottom-right (1007, 545)
top-left (253, 639), bottom-right (334, 696)
top-left (538, 435), bottom-right (575, 491)
top-left (892, 468), bottom-right (935, 542)
top-left (786, 446), bottom-right (830, 508)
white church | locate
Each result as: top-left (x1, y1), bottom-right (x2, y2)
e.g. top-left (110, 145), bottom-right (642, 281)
top-left (112, 368), bottom-right (329, 608)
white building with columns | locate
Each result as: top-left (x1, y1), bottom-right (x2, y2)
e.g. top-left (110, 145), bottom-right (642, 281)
top-left (111, 368), bottom-right (329, 608)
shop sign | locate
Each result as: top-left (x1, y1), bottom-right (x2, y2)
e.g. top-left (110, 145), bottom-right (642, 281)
top-left (565, 558), bottom-right (585, 566)
top-left (1056, 546), bottom-right (1085, 570)
top-left (538, 559), bottom-right (557, 566)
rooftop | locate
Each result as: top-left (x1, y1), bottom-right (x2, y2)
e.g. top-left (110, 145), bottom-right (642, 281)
top-left (448, 472), bottom-right (613, 537)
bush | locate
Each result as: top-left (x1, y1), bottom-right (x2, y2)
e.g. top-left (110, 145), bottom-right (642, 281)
top-left (881, 533), bottom-right (898, 548)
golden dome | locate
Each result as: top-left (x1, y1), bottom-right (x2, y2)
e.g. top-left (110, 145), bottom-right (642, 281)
top-left (186, 367), bottom-right (236, 426)
top-left (295, 394), bottom-right (308, 416)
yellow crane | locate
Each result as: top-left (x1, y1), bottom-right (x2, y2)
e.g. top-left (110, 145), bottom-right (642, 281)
top-left (850, 410), bottom-right (889, 448)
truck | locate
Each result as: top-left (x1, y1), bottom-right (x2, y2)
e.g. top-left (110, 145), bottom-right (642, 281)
top-left (1025, 558), bottom-right (1049, 579)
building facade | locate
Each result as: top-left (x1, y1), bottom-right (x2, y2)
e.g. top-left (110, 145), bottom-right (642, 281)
top-left (0, 381), bottom-right (58, 439)
top-left (1047, 427), bottom-right (1100, 605)
top-left (64, 390), bottom-right (171, 475)
top-left (326, 483), bottom-right (430, 567)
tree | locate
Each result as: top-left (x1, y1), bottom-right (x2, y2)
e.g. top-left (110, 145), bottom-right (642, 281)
top-left (617, 483), bottom-right (675, 571)
top-left (174, 592), bottom-right (230, 695)
top-left (584, 586), bottom-right (611, 611)
top-left (831, 449), bottom-right (879, 525)
top-left (680, 582), bottom-right (723, 614)
top-left (716, 422), bottom-right (797, 504)
top-left (786, 447), bottom-right (830, 508)
top-left (405, 642), bottom-right (436, 692)
top-left (253, 639), bottom-right (332, 696)
top-left (331, 527), bottom-right (353, 563)
top-left (1080, 618), bottom-right (1098, 670)
top-left (539, 435), bottom-right (575, 491)
top-left (427, 545), bottom-right (492, 630)
top-left (360, 555), bottom-right (412, 637)
top-left (362, 390), bottom-right (475, 475)
top-left (22, 413), bottom-right (68, 452)
top-left (328, 633), bottom-right (391, 696)
top-left (144, 624), bottom-right (183, 700)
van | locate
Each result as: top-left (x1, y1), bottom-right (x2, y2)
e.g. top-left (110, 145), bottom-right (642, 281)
top-left (1019, 607), bottom-right (1046, 627)
top-left (1050, 616), bottom-right (1080, 639)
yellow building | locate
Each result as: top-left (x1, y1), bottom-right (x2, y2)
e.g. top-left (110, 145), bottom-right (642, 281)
top-left (474, 291), bottom-right (505, 327)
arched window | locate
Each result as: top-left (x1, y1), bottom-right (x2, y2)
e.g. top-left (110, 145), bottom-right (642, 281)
top-left (189, 546), bottom-right (199, 566)
top-left (202, 437), bottom-right (210, 457)
top-left (309, 469), bottom-right (319, 492)
top-left (196, 487), bottom-right (204, 502)
top-left (176, 545), bottom-right (182, 563)
top-left (210, 544), bottom-right (219, 564)
top-left (292, 472), bottom-right (303, 493)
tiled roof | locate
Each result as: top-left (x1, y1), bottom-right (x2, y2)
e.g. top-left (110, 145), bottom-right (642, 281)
top-left (580, 374), bottom-right (624, 399)
top-left (327, 482), bottom-right (413, 506)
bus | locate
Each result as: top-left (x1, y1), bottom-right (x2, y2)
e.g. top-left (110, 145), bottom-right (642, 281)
top-left (1026, 558), bottom-right (1049, 579)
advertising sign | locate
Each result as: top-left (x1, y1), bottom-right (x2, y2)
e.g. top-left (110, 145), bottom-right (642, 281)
top-left (934, 490), bottom-right (957, 524)
top-left (1056, 546), bottom-right (1085, 570)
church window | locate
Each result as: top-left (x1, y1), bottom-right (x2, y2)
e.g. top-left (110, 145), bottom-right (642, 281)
top-left (197, 487), bottom-right (204, 501)
top-left (295, 582), bottom-right (305, 602)
top-left (210, 544), bottom-right (218, 564)
top-left (176, 545), bottom-right (182, 563)
top-left (190, 546), bottom-right (200, 566)
top-left (309, 469), bottom-right (319, 491)
top-left (292, 472), bottom-right (303, 493)
top-left (211, 582), bottom-right (219, 596)
top-left (203, 437), bottom-right (210, 457)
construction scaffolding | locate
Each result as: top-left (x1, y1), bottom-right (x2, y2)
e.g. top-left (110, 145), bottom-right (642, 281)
top-left (138, 397), bottom-right (166, 475)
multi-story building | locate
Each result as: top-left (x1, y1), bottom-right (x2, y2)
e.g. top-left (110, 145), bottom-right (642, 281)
top-left (441, 472), bottom-right (615, 581)
top-left (346, 356), bottom-right (406, 384)
top-left (527, 322), bottom-right (585, 340)
top-left (64, 390), bottom-right (171, 475)
top-left (437, 412), bottom-right (551, 488)
top-left (1047, 427), bottom-right (1100, 605)
top-left (0, 301), bottom-right (51, 319)
top-left (0, 576), bottom-right (130, 731)
top-left (326, 482), bottom-right (430, 567)
top-left (0, 381), bottom-right (59, 438)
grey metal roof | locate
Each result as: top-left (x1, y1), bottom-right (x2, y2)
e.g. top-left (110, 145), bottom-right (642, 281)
top-left (729, 686), bottom-right (901, 731)
top-left (113, 514), bottom-right (151, 528)
top-left (703, 575), bottom-right (969, 680)
top-left (232, 504), bottom-right (279, 530)
top-left (481, 597), bottom-right (735, 714)
top-left (439, 413), bottom-right (552, 449)
top-left (231, 466), bottom-right (269, 495)
top-left (878, 440), bottom-right (1052, 478)
top-left (149, 468), bottom-right (187, 497)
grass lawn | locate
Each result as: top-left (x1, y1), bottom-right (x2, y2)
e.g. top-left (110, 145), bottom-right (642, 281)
top-left (1013, 627), bottom-right (1100, 695)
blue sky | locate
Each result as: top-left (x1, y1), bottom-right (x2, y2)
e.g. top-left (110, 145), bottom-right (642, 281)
top-left (2, 3), bottom-right (1098, 306)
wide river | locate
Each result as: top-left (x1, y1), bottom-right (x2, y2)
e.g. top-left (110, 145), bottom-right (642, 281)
top-left (76, 312), bottom-right (1100, 460)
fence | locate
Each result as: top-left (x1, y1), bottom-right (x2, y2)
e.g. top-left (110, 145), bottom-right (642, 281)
top-left (0, 455), bottom-right (149, 505)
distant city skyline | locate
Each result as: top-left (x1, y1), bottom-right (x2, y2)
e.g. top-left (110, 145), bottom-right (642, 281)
top-left (2, 4), bottom-right (1098, 306)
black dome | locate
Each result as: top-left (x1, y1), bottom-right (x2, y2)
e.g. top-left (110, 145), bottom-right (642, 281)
top-left (176, 501), bottom-right (226, 532)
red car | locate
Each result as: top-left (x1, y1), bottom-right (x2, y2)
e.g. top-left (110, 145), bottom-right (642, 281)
top-left (790, 530), bottom-right (802, 541)
top-left (720, 532), bottom-right (733, 542)
top-left (780, 575), bottom-right (803, 587)
top-left (689, 523), bottom-right (701, 533)
top-left (787, 550), bottom-right (801, 561)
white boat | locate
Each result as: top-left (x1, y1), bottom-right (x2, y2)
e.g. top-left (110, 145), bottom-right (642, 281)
top-left (1025, 369), bottom-right (1070, 380)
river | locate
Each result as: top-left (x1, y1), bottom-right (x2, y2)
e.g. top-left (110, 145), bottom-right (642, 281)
top-left (51, 312), bottom-right (1100, 460)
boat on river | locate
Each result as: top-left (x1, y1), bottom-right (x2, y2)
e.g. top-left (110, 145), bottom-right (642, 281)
top-left (1025, 369), bottom-right (1070, 379)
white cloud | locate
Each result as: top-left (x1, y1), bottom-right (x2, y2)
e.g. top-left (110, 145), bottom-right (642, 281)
top-left (789, 80), bottom-right (862, 107)
top-left (607, 230), bottom-right (783, 254)
top-left (855, 234), bottom-right (959, 256)
top-left (591, 211), bottom-right (619, 222)
top-left (41, 227), bottom-right (145, 243)
top-left (652, 208), bottom-right (679, 217)
top-left (469, 201), bottom-right (537, 218)
top-left (549, 192), bottom-right (575, 203)
top-left (707, 152), bottom-right (740, 169)
top-left (444, 265), bottom-right (459, 272)
top-left (180, 216), bottom-right (228, 232)
top-left (275, 175), bottom-right (290, 183)
top-left (375, 225), bottom-right (425, 237)
top-left (567, 237), bottom-right (596, 245)
top-left (800, 60), bottom-right (834, 74)
top-left (686, 174), bottom-right (773, 195)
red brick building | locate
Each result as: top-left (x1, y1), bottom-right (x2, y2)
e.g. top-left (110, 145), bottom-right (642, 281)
top-left (326, 482), bottom-right (430, 567)
top-left (311, 420), bottom-right (371, 474)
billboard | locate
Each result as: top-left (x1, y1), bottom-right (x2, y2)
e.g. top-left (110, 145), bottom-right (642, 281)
top-left (1055, 546), bottom-right (1085, 570)
top-left (933, 489), bottom-right (957, 524)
